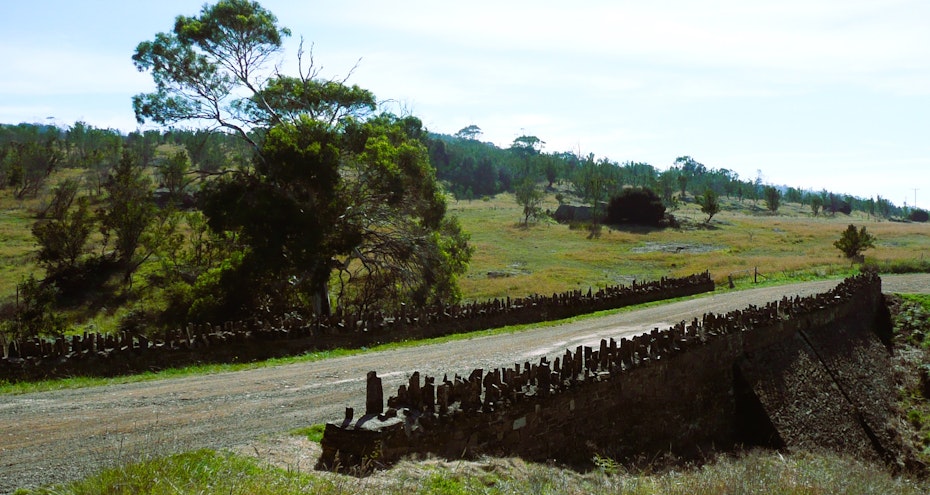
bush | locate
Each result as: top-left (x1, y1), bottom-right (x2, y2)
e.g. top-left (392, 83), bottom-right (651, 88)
top-left (909, 209), bottom-right (929, 222)
top-left (0, 275), bottom-right (66, 341)
top-left (605, 188), bottom-right (666, 227)
top-left (834, 224), bottom-right (876, 259)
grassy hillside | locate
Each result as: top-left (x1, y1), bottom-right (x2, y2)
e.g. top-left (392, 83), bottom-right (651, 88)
top-left (1, 180), bottom-right (928, 335)
top-left (451, 192), bottom-right (928, 301)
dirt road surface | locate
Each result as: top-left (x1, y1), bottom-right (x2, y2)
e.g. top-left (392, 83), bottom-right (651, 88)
top-left (2, 274), bottom-right (928, 493)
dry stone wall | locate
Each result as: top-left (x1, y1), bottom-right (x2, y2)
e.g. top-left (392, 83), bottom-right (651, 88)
top-left (0, 273), bottom-right (713, 382)
top-left (320, 273), bottom-right (907, 470)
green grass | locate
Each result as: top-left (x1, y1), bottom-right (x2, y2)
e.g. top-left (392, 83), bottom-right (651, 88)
top-left (291, 424), bottom-right (326, 443)
top-left (900, 294), bottom-right (930, 311)
top-left (15, 448), bottom-right (930, 494)
top-left (13, 449), bottom-right (326, 495)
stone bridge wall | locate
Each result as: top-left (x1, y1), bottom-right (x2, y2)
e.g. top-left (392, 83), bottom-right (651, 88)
top-left (0, 273), bottom-right (714, 382)
top-left (320, 273), bottom-right (904, 470)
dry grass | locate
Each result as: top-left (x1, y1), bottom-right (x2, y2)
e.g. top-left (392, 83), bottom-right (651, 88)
top-left (452, 193), bottom-right (928, 299)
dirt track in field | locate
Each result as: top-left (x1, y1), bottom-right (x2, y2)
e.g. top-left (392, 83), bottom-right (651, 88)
top-left (2, 274), bottom-right (928, 493)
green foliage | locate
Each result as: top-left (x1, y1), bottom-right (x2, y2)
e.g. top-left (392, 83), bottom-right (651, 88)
top-left (784, 187), bottom-right (803, 204)
top-left (155, 149), bottom-right (192, 203)
top-left (763, 186), bottom-right (781, 213)
top-left (834, 224), bottom-right (876, 259)
top-left (258, 76), bottom-right (376, 125)
top-left (134, 2), bottom-right (473, 319)
top-left (1, 126), bottom-right (63, 199)
top-left (167, 128), bottom-right (250, 173)
top-left (698, 189), bottom-right (720, 223)
top-left (657, 169), bottom-right (677, 204)
top-left (863, 259), bottom-right (930, 275)
top-left (427, 134), bottom-right (510, 198)
top-left (66, 121), bottom-right (123, 194)
top-left (514, 177), bottom-right (543, 225)
top-left (510, 135), bottom-right (544, 156)
top-left (572, 155), bottom-right (619, 216)
top-left (99, 151), bottom-right (156, 282)
top-left (454, 124), bottom-right (482, 140)
top-left (199, 117), bottom-right (346, 318)
top-left (810, 195), bottom-right (823, 216)
top-left (132, 0), bottom-right (291, 141)
top-left (894, 296), bottom-right (930, 347)
top-left (335, 114), bottom-right (473, 314)
top-left (0, 275), bottom-right (65, 341)
top-left (31, 179), bottom-right (94, 276)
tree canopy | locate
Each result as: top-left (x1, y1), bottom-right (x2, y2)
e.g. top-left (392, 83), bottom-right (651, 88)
top-left (133, 0), bottom-right (471, 318)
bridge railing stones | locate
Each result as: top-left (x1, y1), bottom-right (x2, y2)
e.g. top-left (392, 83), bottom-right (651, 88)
top-left (318, 272), bottom-right (886, 469)
top-left (0, 272), bottom-right (714, 382)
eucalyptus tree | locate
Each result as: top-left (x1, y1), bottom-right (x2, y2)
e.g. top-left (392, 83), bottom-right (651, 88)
top-left (132, 0), bottom-right (471, 318)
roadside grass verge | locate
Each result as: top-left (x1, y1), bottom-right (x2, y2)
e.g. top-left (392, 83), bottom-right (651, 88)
top-left (15, 448), bottom-right (930, 495)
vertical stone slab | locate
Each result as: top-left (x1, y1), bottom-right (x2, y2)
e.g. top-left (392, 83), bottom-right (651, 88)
top-left (538, 362), bottom-right (551, 397)
top-left (423, 376), bottom-right (435, 413)
top-left (437, 383), bottom-right (449, 416)
top-left (366, 371), bottom-right (383, 415)
top-left (408, 371), bottom-right (422, 410)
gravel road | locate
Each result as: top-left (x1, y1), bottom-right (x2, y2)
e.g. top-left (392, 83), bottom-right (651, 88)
top-left (2, 274), bottom-right (928, 493)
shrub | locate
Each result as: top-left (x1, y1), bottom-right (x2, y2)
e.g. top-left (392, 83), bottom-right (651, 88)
top-left (605, 188), bottom-right (666, 227)
top-left (909, 209), bottom-right (929, 223)
top-left (0, 275), bottom-right (66, 341)
top-left (834, 224), bottom-right (876, 259)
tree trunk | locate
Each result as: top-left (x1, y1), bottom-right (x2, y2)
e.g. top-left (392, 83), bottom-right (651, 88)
top-left (311, 278), bottom-right (332, 316)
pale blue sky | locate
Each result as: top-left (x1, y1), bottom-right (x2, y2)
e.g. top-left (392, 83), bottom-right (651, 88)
top-left (1, 1), bottom-right (929, 207)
